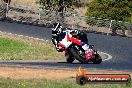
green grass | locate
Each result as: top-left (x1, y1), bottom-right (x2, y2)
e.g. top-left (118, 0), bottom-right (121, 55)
top-left (0, 37), bottom-right (64, 60)
top-left (0, 78), bottom-right (131, 88)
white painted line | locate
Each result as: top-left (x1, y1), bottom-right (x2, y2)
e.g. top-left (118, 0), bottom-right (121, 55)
top-left (0, 31), bottom-right (46, 41)
top-left (99, 51), bottom-right (112, 61)
top-left (0, 31), bottom-right (112, 61)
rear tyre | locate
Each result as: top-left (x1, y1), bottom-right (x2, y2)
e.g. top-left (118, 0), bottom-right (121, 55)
top-left (92, 54), bottom-right (102, 64)
top-left (69, 47), bottom-right (88, 64)
top-left (66, 55), bottom-right (75, 63)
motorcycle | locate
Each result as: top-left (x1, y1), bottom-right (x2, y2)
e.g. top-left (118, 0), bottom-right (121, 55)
top-left (65, 43), bottom-right (102, 64)
top-left (53, 31), bottom-right (102, 64)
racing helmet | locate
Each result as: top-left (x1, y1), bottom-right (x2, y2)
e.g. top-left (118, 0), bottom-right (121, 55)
top-left (52, 22), bottom-right (62, 36)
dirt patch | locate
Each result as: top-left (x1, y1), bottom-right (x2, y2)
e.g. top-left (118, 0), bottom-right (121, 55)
top-left (11, 0), bottom-right (38, 8)
top-left (0, 66), bottom-right (132, 80)
top-left (0, 67), bottom-right (75, 80)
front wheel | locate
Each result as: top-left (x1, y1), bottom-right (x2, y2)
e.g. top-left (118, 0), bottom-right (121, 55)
top-left (92, 54), bottom-right (102, 64)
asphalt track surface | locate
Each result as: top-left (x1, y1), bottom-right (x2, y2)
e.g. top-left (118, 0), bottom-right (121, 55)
top-left (0, 21), bottom-right (132, 71)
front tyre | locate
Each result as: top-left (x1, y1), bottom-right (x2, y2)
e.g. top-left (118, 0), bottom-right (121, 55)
top-left (92, 54), bottom-right (102, 64)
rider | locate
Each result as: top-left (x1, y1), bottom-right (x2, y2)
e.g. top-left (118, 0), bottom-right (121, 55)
top-left (52, 22), bottom-right (94, 60)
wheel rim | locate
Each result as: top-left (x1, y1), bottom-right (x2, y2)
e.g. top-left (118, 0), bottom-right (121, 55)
top-left (80, 77), bottom-right (86, 84)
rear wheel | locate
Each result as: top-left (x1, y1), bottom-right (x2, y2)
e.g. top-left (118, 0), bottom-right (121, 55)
top-left (69, 47), bottom-right (88, 64)
top-left (66, 55), bottom-right (75, 63)
top-left (92, 54), bottom-right (102, 64)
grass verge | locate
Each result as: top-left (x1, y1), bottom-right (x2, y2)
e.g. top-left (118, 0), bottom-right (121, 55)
top-left (0, 32), bottom-right (64, 60)
top-left (0, 78), bottom-right (131, 88)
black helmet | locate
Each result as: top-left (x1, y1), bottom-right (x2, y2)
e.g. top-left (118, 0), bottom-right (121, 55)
top-left (52, 22), bottom-right (62, 36)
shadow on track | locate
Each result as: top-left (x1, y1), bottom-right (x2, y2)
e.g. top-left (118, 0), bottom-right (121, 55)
top-left (0, 60), bottom-right (132, 71)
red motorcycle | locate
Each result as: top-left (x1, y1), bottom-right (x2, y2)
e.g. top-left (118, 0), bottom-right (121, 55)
top-left (64, 43), bottom-right (102, 64)
top-left (57, 31), bottom-right (102, 64)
